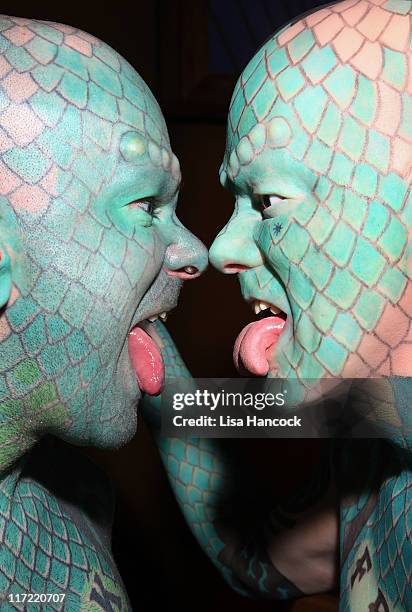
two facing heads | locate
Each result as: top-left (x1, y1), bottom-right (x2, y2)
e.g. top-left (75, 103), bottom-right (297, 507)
top-left (1, 0), bottom-right (412, 460)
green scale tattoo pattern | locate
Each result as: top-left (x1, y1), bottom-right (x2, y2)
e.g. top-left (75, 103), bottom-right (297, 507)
top-left (0, 13), bottom-right (207, 610)
top-left (0, 14), bottom-right (183, 453)
top-left (210, 0), bottom-right (412, 381)
top-left (208, 1), bottom-right (412, 606)
top-left (145, 335), bottom-right (412, 610)
top-left (145, 1), bottom-right (412, 610)
top-left (143, 322), bottom-right (316, 601)
top-left (0, 439), bottom-right (130, 610)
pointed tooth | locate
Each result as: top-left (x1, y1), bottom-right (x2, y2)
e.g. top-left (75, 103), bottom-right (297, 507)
top-left (260, 301), bottom-right (269, 311)
top-left (254, 302), bottom-right (260, 314)
top-left (270, 307), bottom-right (280, 315)
top-left (159, 312), bottom-right (168, 321)
top-left (148, 316), bottom-right (158, 322)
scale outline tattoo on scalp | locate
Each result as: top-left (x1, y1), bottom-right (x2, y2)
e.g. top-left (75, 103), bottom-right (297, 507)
top-left (0, 12), bottom-right (207, 610)
top-left (144, 1), bottom-right (412, 610)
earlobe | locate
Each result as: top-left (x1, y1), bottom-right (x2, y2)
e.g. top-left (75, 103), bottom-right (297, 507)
top-left (0, 246), bottom-right (12, 309)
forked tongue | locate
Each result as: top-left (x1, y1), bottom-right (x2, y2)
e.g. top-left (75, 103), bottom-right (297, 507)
top-left (128, 325), bottom-right (164, 395)
top-left (233, 316), bottom-right (286, 375)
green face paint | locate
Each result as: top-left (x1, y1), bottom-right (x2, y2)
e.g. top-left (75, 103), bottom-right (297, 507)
top-left (0, 16), bottom-right (208, 464)
top-left (210, 1), bottom-right (412, 382)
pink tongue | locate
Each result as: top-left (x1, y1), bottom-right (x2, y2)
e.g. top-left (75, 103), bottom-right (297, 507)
top-left (233, 316), bottom-right (286, 375)
top-left (128, 326), bottom-right (164, 396)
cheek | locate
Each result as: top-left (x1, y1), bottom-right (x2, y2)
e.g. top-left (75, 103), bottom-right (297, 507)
top-left (123, 233), bottom-right (165, 289)
top-left (256, 217), bottom-right (290, 273)
top-left (355, 302), bottom-right (410, 374)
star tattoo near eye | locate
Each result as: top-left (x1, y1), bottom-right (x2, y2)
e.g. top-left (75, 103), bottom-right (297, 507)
top-left (273, 223), bottom-right (283, 236)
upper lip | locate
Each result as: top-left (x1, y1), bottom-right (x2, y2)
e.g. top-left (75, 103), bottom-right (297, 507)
top-left (128, 270), bottom-right (182, 331)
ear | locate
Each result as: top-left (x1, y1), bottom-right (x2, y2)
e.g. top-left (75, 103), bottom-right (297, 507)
top-left (0, 245), bottom-right (12, 309)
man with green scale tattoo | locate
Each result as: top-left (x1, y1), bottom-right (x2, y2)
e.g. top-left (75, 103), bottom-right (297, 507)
top-left (0, 14), bottom-right (208, 610)
top-left (142, 0), bottom-right (412, 610)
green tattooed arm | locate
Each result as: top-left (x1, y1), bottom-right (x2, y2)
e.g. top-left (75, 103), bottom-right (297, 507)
top-left (141, 322), bottom-right (339, 600)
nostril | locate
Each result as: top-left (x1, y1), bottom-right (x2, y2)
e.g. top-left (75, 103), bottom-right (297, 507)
top-left (164, 264), bottom-right (203, 280)
top-left (223, 264), bottom-right (250, 274)
top-left (179, 265), bottom-right (198, 275)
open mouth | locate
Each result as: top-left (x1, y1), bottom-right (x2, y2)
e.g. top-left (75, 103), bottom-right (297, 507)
top-left (234, 300), bottom-right (288, 376)
top-left (127, 310), bottom-right (171, 397)
top-left (125, 270), bottom-right (182, 397)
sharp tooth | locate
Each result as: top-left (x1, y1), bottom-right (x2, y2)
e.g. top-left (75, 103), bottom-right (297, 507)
top-left (159, 312), bottom-right (168, 321)
top-left (270, 307), bottom-right (281, 315)
top-left (148, 316), bottom-right (158, 322)
top-left (254, 302), bottom-right (260, 314)
top-left (260, 301), bottom-right (269, 311)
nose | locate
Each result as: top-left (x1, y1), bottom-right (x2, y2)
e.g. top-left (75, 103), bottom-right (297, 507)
top-left (161, 214), bottom-right (208, 281)
top-left (209, 210), bottom-right (263, 274)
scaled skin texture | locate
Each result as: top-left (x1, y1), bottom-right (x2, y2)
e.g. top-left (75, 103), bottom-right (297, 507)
top-left (144, 1), bottom-right (412, 610)
top-left (0, 15), bottom-right (206, 608)
top-left (210, 0), bottom-right (412, 381)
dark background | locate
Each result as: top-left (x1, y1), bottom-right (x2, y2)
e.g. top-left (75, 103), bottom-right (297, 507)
top-left (6, 1), bottom-right (336, 609)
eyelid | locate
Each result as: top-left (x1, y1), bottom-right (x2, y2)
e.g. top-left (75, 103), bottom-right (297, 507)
top-left (127, 198), bottom-right (154, 213)
top-left (260, 194), bottom-right (288, 209)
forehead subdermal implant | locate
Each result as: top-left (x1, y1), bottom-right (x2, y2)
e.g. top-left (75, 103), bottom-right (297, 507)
top-left (266, 117), bottom-right (292, 148)
top-left (232, 117), bottom-right (292, 173)
top-left (148, 141), bottom-right (161, 165)
top-left (228, 150), bottom-right (240, 178)
top-left (120, 131), bottom-right (146, 162)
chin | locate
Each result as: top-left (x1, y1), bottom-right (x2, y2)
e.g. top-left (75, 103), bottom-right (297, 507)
top-left (89, 407), bottom-right (138, 449)
top-left (59, 368), bottom-right (141, 449)
top-left (60, 402), bottom-right (139, 450)
top-left (87, 376), bottom-right (141, 449)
